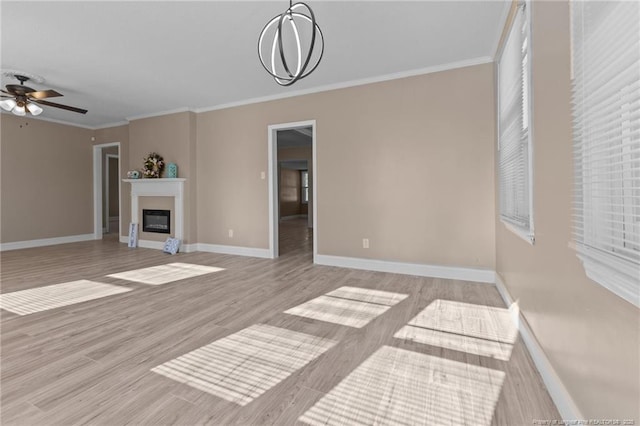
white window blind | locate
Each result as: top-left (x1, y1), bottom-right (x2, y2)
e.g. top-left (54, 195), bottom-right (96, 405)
top-left (572, 1), bottom-right (640, 307)
top-left (498, 2), bottom-right (534, 242)
top-left (301, 170), bottom-right (309, 204)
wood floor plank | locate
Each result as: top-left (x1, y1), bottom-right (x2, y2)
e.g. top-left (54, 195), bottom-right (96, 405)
top-left (1, 218), bottom-right (560, 425)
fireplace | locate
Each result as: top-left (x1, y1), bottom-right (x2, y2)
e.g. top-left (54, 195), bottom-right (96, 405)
top-left (124, 178), bottom-right (185, 250)
top-left (142, 209), bottom-right (170, 234)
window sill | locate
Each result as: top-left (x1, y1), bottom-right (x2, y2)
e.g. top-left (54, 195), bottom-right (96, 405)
top-left (500, 219), bottom-right (535, 245)
top-left (576, 245), bottom-right (639, 308)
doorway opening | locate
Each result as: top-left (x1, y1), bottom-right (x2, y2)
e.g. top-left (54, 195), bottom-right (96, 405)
top-left (268, 121), bottom-right (316, 260)
top-left (93, 142), bottom-right (121, 240)
top-left (105, 153), bottom-right (120, 236)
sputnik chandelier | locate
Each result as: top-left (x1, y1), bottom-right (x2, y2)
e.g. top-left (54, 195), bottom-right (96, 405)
top-left (258, 1), bottom-right (324, 86)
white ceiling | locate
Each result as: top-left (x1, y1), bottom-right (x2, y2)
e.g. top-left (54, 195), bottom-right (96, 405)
top-left (0, 1), bottom-right (508, 129)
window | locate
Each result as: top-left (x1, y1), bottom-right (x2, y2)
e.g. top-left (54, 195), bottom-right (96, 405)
top-left (301, 170), bottom-right (309, 204)
top-left (571, 1), bottom-right (640, 307)
top-left (497, 1), bottom-right (534, 242)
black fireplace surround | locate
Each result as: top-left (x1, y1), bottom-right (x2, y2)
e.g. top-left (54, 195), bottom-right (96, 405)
top-left (142, 209), bottom-right (170, 234)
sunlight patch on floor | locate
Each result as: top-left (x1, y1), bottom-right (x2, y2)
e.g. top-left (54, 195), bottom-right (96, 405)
top-left (299, 345), bottom-right (505, 426)
top-left (107, 262), bottom-right (224, 285)
top-left (0, 280), bottom-right (131, 315)
top-left (151, 324), bottom-right (337, 406)
top-left (284, 286), bottom-right (408, 328)
top-left (394, 299), bottom-right (519, 361)
top-left (325, 286), bottom-right (408, 306)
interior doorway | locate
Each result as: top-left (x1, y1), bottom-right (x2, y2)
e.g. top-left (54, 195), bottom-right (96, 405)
top-left (278, 158), bottom-right (310, 255)
top-left (268, 120), bottom-right (316, 260)
top-left (92, 142), bottom-right (121, 240)
top-left (105, 153), bottom-right (120, 235)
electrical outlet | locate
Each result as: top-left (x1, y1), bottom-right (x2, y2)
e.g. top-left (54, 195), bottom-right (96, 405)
top-left (260, 171), bottom-right (266, 180)
top-left (362, 238), bottom-right (369, 249)
top-left (228, 229), bottom-right (234, 238)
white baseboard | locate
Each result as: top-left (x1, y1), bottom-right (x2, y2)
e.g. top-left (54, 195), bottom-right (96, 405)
top-left (137, 239), bottom-right (165, 250)
top-left (494, 274), bottom-right (583, 421)
top-left (315, 254), bottom-right (496, 283)
top-left (0, 233), bottom-right (96, 251)
top-left (119, 237), bottom-right (197, 253)
top-left (197, 243), bottom-right (271, 259)
top-left (181, 243), bottom-right (198, 253)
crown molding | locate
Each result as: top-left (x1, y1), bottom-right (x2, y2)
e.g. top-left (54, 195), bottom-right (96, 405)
top-left (125, 107), bottom-right (195, 123)
top-left (0, 110), bottom-right (96, 130)
top-left (93, 120), bottom-right (129, 130)
top-left (2, 57), bottom-right (494, 129)
top-left (193, 56), bottom-right (493, 114)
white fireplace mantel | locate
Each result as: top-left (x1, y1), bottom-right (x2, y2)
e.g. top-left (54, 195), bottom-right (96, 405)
top-left (123, 178), bottom-right (186, 243)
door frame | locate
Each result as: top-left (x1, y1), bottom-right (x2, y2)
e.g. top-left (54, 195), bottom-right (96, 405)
top-left (104, 154), bottom-right (119, 234)
top-left (93, 142), bottom-right (121, 239)
top-left (267, 120), bottom-right (317, 260)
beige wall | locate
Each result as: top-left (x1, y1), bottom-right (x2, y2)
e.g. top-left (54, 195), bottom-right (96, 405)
top-left (128, 112), bottom-right (196, 244)
top-left (197, 64), bottom-right (496, 268)
top-left (495, 1), bottom-right (639, 419)
top-left (188, 112), bottom-right (198, 246)
top-left (1, 115), bottom-right (94, 243)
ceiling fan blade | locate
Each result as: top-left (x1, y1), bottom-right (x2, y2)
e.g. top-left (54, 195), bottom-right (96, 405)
top-left (27, 89), bottom-right (63, 99)
top-left (34, 99), bottom-right (87, 114)
top-left (1, 95), bottom-right (14, 98)
top-left (1, 89), bottom-right (12, 95)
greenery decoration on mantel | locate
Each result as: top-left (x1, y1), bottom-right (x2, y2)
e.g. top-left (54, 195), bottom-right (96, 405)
top-left (143, 152), bottom-right (165, 178)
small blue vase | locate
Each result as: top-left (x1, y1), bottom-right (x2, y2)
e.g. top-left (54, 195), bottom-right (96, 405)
top-left (167, 163), bottom-right (178, 178)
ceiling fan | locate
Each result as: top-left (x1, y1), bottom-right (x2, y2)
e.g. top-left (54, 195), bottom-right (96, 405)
top-left (0, 74), bottom-right (87, 116)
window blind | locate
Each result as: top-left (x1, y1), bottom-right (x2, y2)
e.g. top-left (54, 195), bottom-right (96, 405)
top-left (572, 1), bottom-right (640, 306)
top-left (301, 170), bottom-right (309, 203)
top-left (498, 2), bottom-right (533, 240)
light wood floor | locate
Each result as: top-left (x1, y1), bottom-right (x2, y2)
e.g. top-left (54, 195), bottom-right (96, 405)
top-left (1, 219), bottom-right (560, 425)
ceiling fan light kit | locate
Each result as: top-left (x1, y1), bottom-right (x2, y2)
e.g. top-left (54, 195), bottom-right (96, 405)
top-left (27, 103), bottom-right (43, 115)
top-left (258, 0), bottom-right (324, 86)
top-left (0, 98), bottom-right (43, 116)
top-left (11, 103), bottom-right (26, 116)
top-left (0, 98), bottom-right (17, 112)
top-left (0, 72), bottom-right (87, 117)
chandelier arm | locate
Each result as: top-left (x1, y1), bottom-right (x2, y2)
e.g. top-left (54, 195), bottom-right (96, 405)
top-left (271, 26), bottom-right (281, 77)
top-left (289, 15), bottom-right (303, 77)
top-left (258, 15), bottom-right (284, 78)
top-left (279, 4), bottom-right (316, 85)
top-left (299, 25), bottom-right (324, 80)
top-left (271, 9), bottom-right (302, 78)
top-left (277, 12), bottom-right (296, 79)
top-left (291, 3), bottom-right (317, 82)
top-left (259, 14), bottom-right (297, 82)
top-left (290, 12), bottom-right (324, 80)
top-left (301, 23), bottom-right (324, 79)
